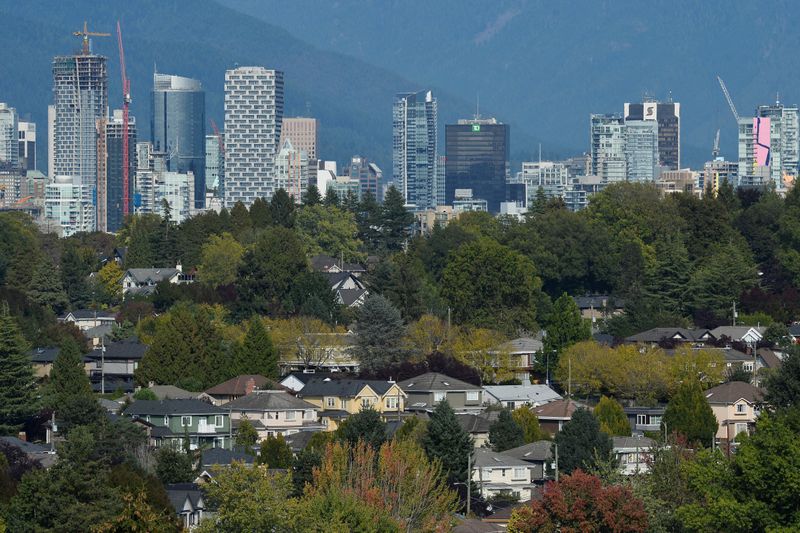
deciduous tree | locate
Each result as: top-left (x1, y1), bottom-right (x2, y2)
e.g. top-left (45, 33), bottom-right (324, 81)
top-left (594, 396), bottom-right (631, 436)
top-left (197, 232), bottom-right (244, 288)
top-left (512, 405), bottom-right (543, 443)
top-left (258, 434), bottom-right (293, 468)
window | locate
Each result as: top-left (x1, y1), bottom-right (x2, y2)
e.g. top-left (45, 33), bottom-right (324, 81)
top-left (466, 391), bottom-right (479, 402)
top-left (434, 391), bottom-right (446, 403)
top-left (214, 415), bottom-right (224, 428)
top-left (361, 397), bottom-right (372, 408)
top-left (736, 403), bottom-right (747, 414)
top-left (181, 416), bottom-right (191, 427)
top-left (286, 411), bottom-right (296, 421)
top-left (650, 415), bottom-right (662, 426)
top-left (513, 467), bottom-right (527, 480)
top-left (743, 362), bottom-right (754, 371)
top-left (505, 401), bottom-right (515, 409)
top-left (636, 414), bottom-right (647, 426)
top-left (145, 415), bottom-right (151, 423)
top-left (735, 423), bottom-right (749, 436)
top-left (304, 410), bottom-right (313, 420)
top-left (386, 397), bottom-right (398, 409)
top-left (501, 469), bottom-right (506, 477)
top-left (163, 416), bottom-right (169, 426)
top-left (326, 397), bottom-right (335, 408)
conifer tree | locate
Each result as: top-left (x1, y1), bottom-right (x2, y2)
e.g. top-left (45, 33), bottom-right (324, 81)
top-left (663, 380), bottom-right (717, 447)
top-left (303, 184), bottom-right (322, 207)
top-left (553, 408), bottom-right (612, 475)
top-left (234, 318), bottom-right (278, 379)
top-left (423, 400), bottom-right (473, 484)
top-left (381, 185), bottom-right (414, 252)
top-left (258, 434), bottom-right (294, 468)
top-left (351, 295), bottom-right (406, 373)
top-left (26, 260), bottom-right (68, 314)
top-left (335, 407), bottom-right (387, 450)
top-left (489, 408), bottom-right (525, 452)
top-left (46, 337), bottom-right (102, 434)
top-left (0, 305), bottom-right (37, 435)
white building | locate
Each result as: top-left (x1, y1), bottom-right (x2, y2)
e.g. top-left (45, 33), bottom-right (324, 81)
top-left (624, 120), bottom-right (659, 182)
top-left (0, 103), bottom-right (19, 168)
top-left (136, 169), bottom-right (195, 223)
top-left (472, 448), bottom-right (535, 502)
top-left (18, 120), bottom-right (36, 171)
top-left (274, 139), bottom-right (309, 202)
top-left (223, 66), bottom-right (284, 207)
top-left (590, 114), bottom-right (626, 183)
top-left (45, 175), bottom-right (94, 236)
top-left (517, 161), bottom-right (569, 202)
top-left (205, 134), bottom-right (223, 191)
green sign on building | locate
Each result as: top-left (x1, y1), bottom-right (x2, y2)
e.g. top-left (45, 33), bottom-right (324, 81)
top-left (471, 124), bottom-right (481, 132)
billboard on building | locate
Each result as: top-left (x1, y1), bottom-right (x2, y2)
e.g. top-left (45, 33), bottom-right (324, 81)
top-left (754, 117), bottom-right (771, 167)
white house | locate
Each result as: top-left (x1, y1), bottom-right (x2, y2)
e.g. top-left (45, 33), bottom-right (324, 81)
top-left (471, 447), bottom-right (535, 502)
top-left (121, 263), bottom-right (194, 296)
top-left (483, 385), bottom-right (562, 409)
top-left (709, 326), bottom-right (766, 345)
top-left (58, 309), bottom-right (116, 331)
top-left (612, 436), bottom-right (655, 475)
top-left (224, 390), bottom-right (325, 439)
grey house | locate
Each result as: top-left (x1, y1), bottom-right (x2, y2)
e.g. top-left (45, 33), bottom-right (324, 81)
top-left (124, 399), bottom-right (230, 450)
top-left (502, 440), bottom-right (554, 483)
top-left (398, 373), bottom-right (483, 413)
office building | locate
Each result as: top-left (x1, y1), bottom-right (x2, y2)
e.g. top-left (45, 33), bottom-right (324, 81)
top-left (702, 159), bottom-right (738, 195)
top-left (345, 155), bottom-right (381, 199)
top-left (624, 100), bottom-right (681, 170)
top-left (47, 105), bottom-right (55, 178)
top-left (316, 161), bottom-right (337, 195)
top-left (327, 176), bottom-right (361, 200)
top-left (590, 114), bottom-right (626, 183)
top-left (755, 102), bottom-right (799, 189)
top-left (134, 148), bottom-right (194, 224)
top-left (52, 51), bottom-right (108, 230)
top-left (0, 104), bottom-right (19, 168)
top-left (97, 110), bottom-right (137, 232)
top-left (279, 117), bottom-right (317, 162)
top-left (274, 139), bottom-right (309, 202)
top-left (18, 121), bottom-right (36, 171)
top-left (656, 169), bottom-right (700, 196)
top-left (445, 118), bottom-right (509, 213)
top-left (737, 117), bottom-right (772, 188)
top-left (205, 134), bottom-right (223, 193)
top-left (0, 167), bottom-right (23, 208)
top-left (624, 120), bottom-right (659, 182)
top-left (435, 154), bottom-right (446, 207)
top-left (517, 161), bottom-right (569, 202)
top-left (393, 90), bottom-right (438, 210)
top-left (564, 175), bottom-right (605, 212)
top-left (151, 73), bottom-right (206, 208)
top-left (224, 66), bottom-right (284, 207)
top-left (45, 175), bottom-right (94, 236)
top-left (452, 189), bottom-right (488, 212)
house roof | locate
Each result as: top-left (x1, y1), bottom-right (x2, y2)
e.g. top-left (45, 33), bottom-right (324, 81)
top-left (0, 436), bottom-right (50, 455)
top-left (472, 447), bottom-right (532, 468)
top-left (626, 328), bottom-right (711, 343)
top-left (323, 271), bottom-right (366, 289)
top-left (29, 347), bottom-right (60, 364)
top-left (164, 483), bottom-right (205, 514)
top-left (572, 295), bottom-right (625, 310)
top-left (124, 399), bottom-right (225, 416)
top-left (148, 385), bottom-right (198, 400)
top-left (483, 385), bottom-right (562, 405)
top-left (225, 390), bottom-right (317, 411)
top-left (98, 398), bottom-right (123, 412)
top-left (205, 375), bottom-right (279, 396)
top-left (124, 268), bottom-right (180, 284)
top-left (502, 440), bottom-right (553, 462)
top-left (789, 324), bottom-right (800, 337)
top-left (613, 436), bottom-right (656, 450)
top-left (456, 411), bottom-right (497, 434)
top-left (533, 399), bottom-right (581, 420)
top-left (398, 372), bottom-right (481, 392)
top-left (500, 337), bottom-right (543, 354)
top-left (84, 324), bottom-right (114, 340)
top-left (284, 431), bottom-right (318, 452)
top-left (704, 382), bottom-right (763, 405)
top-left (299, 378), bottom-right (396, 398)
top-left (280, 371), bottom-right (345, 386)
top-left (85, 338), bottom-right (147, 361)
top-left (756, 348), bottom-right (782, 370)
top-left (338, 288), bottom-right (369, 307)
top-left (709, 326), bottom-right (766, 342)
top-left (59, 309), bottom-right (116, 320)
top-left (310, 254), bottom-right (365, 273)
top-left (200, 448), bottom-right (255, 467)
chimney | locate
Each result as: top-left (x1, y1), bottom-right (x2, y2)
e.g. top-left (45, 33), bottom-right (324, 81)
top-left (176, 261), bottom-right (182, 273)
top-left (245, 378), bottom-right (256, 395)
top-left (17, 431), bottom-right (26, 442)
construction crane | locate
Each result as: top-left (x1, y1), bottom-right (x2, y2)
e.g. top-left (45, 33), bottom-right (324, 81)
top-left (73, 21), bottom-right (110, 55)
top-left (712, 129), bottom-right (721, 159)
top-left (717, 76), bottom-right (740, 122)
top-left (210, 119), bottom-right (225, 158)
top-left (116, 21), bottom-right (131, 219)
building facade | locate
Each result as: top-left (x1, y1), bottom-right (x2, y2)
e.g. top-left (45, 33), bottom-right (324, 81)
top-left (590, 114), bottom-right (626, 183)
top-left (624, 120), bottom-right (659, 182)
top-left (393, 90), bottom-right (438, 210)
top-left (18, 121), bottom-right (36, 171)
top-left (97, 110), bottom-right (137, 233)
top-left (0, 103), bottom-right (19, 168)
top-left (274, 139), bottom-right (309, 202)
top-left (151, 73), bottom-right (205, 209)
top-left (224, 67), bottom-right (284, 207)
top-left (517, 161), bottom-right (569, 202)
top-left (346, 155), bottom-right (381, 199)
top-left (445, 118), bottom-right (509, 213)
top-left (279, 117), bottom-right (317, 162)
top-left (205, 134), bottom-right (223, 192)
top-left (754, 103), bottom-right (799, 190)
top-left (624, 100), bottom-right (681, 170)
top-left (45, 175), bottom-right (94, 236)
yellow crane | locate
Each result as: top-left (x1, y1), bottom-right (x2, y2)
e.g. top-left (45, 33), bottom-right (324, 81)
top-left (73, 21), bottom-right (110, 55)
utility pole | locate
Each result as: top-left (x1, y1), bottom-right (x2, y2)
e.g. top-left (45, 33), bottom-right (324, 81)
top-left (100, 337), bottom-right (106, 395)
top-left (554, 443), bottom-right (559, 482)
top-left (466, 451), bottom-right (471, 517)
top-left (568, 357), bottom-right (572, 399)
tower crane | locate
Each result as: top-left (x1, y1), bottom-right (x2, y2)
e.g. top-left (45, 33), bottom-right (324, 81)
top-left (210, 119), bottom-right (225, 158)
top-left (116, 21), bottom-right (131, 218)
top-left (717, 76), bottom-right (740, 122)
top-left (73, 21), bottom-right (110, 55)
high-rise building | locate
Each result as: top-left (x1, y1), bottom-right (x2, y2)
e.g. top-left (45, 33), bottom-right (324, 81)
top-left (224, 66), bottom-right (284, 207)
top-left (346, 155), bottom-right (381, 199)
top-left (755, 102), bottom-right (799, 189)
top-left (45, 175), bottom-right (94, 236)
top-left (702, 158), bottom-right (738, 195)
top-left (18, 121), bottom-right (36, 171)
top-left (435, 155), bottom-right (446, 207)
top-left (279, 117), bottom-right (317, 162)
top-left (516, 161), bottom-right (569, 202)
top-left (624, 100), bottom-right (681, 170)
top-left (737, 117), bottom-right (772, 188)
top-left (205, 134), bottom-right (224, 193)
top-left (393, 90), bottom-right (438, 210)
top-left (445, 118), bottom-right (509, 213)
top-left (134, 146), bottom-right (194, 223)
top-left (0, 104), bottom-right (19, 168)
top-left (97, 110), bottom-right (137, 232)
top-left (623, 120), bottom-right (659, 182)
top-left (274, 138), bottom-right (309, 202)
top-left (47, 105), bottom-right (55, 178)
top-left (590, 114), bottom-right (626, 183)
top-left (151, 73), bottom-right (206, 208)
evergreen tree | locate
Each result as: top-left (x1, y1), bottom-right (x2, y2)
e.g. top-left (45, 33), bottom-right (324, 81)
top-left (335, 407), bottom-right (386, 449)
top-left (644, 235), bottom-right (691, 315)
top-left (553, 408), bottom-right (612, 475)
top-left (270, 188), bottom-right (296, 228)
top-left (303, 184), bottom-right (322, 206)
top-left (356, 190), bottom-right (382, 251)
top-left (235, 418), bottom-right (258, 454)
top-left (380, 185), bottom-right (414, 252)
top-left (594, 396), bottom-right (632, 436)
top-left (60, 245), bottom-right (92, 308)
top-left (423, 400), bottom-right (473, 484)
top-left (249, 197), bottom-right (272, 228)
top-left (233, 318), bottom-right (279, 379)
top-left (258, 434), bottom-right (293, 468)
top-left (291, 448), bottom-right (321, 497)
top-left (382, 253), bottom-right (425, 320)
top-left (544, 293), bottom-right (591, 361)
top-left (342, 190), bottom-right (360, 213)
top-left (663, 380), bottom-right (717, 447)
top-left (764, 345), bottom-right (800, 410)
top-left (26, 260), bottom-right (68, 314)
top-left (46, 337), bottom-right (103, 434)
top-left (512, 405), bottom-right (543, 443)
top-left (489, 408), bottom-right (525, 452)
top-left (323, 187), bottom-right (340, 207)
top-left (154, 447), bottom-right (193, 484)
top-left (0, 305), bottom-right (37, 435)
top-left (351, 295), bottom-right (406, 373)
top-left (229, 201), bottom-right (252, 237)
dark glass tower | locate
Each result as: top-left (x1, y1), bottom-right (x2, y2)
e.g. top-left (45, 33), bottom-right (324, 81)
top-left (151, 73), bottom-right (205, 208)
top-left (445, 119), bottom-right (509, 213)
top-left (624, 101), bottom-right (680, 170)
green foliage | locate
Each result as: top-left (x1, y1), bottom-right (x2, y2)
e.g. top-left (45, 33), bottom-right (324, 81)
top-left (26, 260), bottom-right (69, 314)
top-left (303, 184), bottom-right (322, 206)
top-left (379, 186), bottom-right (415, 252)
top-left (764, 346), bottom-right (800, 410)
top-left (489, 408), bottom-right (525, 451)
top-left (198, 232), bottom-right (244, 287)
top-left (663, 380), bottom-right (718, 447)
top-left (423, 400), bottom-right (473, 484)
top-left (544, 293), bottom-right (591, 358)
top-left (0, 212), bottom-right (43, 291)
top-left (45, 337), bottom-right (103, 434)
top-left (335, 407), bottom-right (387, 449)
top-left (553, 408), bottom-right (612, 475)
top-left (154, 447), bottom-right (193, 484)
top-left (291, 448), bottom-right (321, 497)
top-left (233, 317), bottom-right (278, 379)
top-left (235, 418), bottom-right (259, 454)
top-left (594, 396), bottom-right (632, 436)
top-left (371, 252), bottom-right (426, 320)
top-left (512, 405), bottom-right (543, 443)
top-left (351, 295), bottom-right (406, 373)
top-left (61, 243), bottom-right (93, 308)
top-left (686, 240), bottom-right (758, 318)
top-left (133, 388), bottom-right (157, 401)
top-left (295, 204), bottom-right (363, 261)
top-left (258, 434), bottom-right (294, 468)
top-left (0, 306), bottom-right (36, 435)
top-left (270, 188), bottom-right (296, 228)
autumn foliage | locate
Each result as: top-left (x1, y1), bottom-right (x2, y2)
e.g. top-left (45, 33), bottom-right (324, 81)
top-left (508, 469), bottom-right (648, 533)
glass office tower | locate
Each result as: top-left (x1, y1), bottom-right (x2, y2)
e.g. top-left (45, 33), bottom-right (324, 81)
top-left (393, 90), bottom-right (438, 210)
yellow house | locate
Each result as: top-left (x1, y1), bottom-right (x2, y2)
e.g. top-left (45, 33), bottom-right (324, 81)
top-left (297, 378), bottom-right (407, 431)
top-left (704, 381), bottom-right (763, 447)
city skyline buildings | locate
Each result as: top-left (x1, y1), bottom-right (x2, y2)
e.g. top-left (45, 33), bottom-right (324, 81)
top-left (97, 110), bottom-right (137, 233)
top-left (0, 104), bottom-right (19, 169)
top-left (392, 90), bottom-right (438, 210)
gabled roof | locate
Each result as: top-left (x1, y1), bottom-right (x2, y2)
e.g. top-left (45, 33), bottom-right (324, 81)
top-left (148, 385), bottom-right (198, 400)
top-left (281, 371), bottom-right (345, 386)
top-left (709, 326), bottom-right (766, 342)
top-left (60, 309), bottom-right (116, 320)
top-left (533, 399), bottom-right (581, 421)
top-left (298, 378), bottom-right (396, 398)
top-left (225, 390), bottom-right (317, 411)
top-left (756, 348), bottom-right (782, 370)
top-left (124, 399), bottom-right (225, 416)
top-left (483, 385), bottom-right (562, 405)
top-left (500, 337), bottom-right (543, 354)
top-left (0, 436), bottom-right (50, 455)
top-left (310, 254), bottom-right (366, 273)
top-left (456, 411), bottom-right (497, 434)
top-left (124, 268), bottom-right (180, 284)
top-left (613, 436), bottom-right (656, 450)
top-left (200, 448), bottom-right (255, 468)
top-left (284, 431), bottom-right (317, 452)
top-left (722, 348), bottom-right (751, 363)
top-left (472, 447), bottom-right (532, 468)
top-left (29, 347), bottom-right (60, 364)
top-left (164, 483), bottom-right (205, 514)
top-left (338, 288), bottom-right (369, 307)
top-left (205, 375), bottom-right (280, 396)
top-left (85, 338), bottom-right (147, 361)
top-left (626, 328), bottom-right (711, 343)
top-left (502, 440), bottom-right (553, 462)
top-left (398, 372), bottom-right (481, 392)
top-left (704, 382), bottom-right (763, 405)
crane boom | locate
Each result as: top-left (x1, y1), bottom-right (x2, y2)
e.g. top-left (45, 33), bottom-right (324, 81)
top-left (117, 21), bottom-right (131, 219)
top-left (73, 21), bottom-right (110, 55)
top-left (210, 119), bottom-right (225, 157)
top-left (717, 76), bottom-right (740, 122)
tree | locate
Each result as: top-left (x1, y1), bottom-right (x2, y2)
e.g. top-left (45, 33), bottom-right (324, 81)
top-left (270, 188), bottom-right (296, 228)
top-left (233, 317), bottom-right (278, 379)
top-left (663, 380), bottom-right (717, 447)
top-left (61, 244), bottom-right (93, 308)
top-left (0, 306), bottom-right (37, 435)
top-left (26, 259), bottom-right (69, 314)
top-left (686, 241), bottom-right (758, 318)
top-left (229, 201), bottom-right (252, 237)
top-left (323, 187), bottom-right (340, 207)
top-left (133, 388), bottom-right (157, 401)
top-left (489, 408), bottom-right (525, 451)
top-left (594, 396), bottom-right (631, 436)
top-left (95, 261), bottom-right (124, 303)
top-left (154, 447), bottom-right (193, 484)
top-left (508, 470), bottom-right (648, 533)
top-left (764, 345), bottom-right (800, 409)
top-left (351, 295), bottom-right (406, 373)
top-left (553, 408), bottom-right (612, 475)
top-left (335, 406), bottom-right (387, 449)
top-left (303, 183), bottom-right (322, 207)
top-left (423, 400), bottom-right (473, 484)
top-left (235, 418), bottom-right (258, 454)
top-left (197, 232), bottom-right (244, 288)
top-left (378, 253), bottom-right (425, 320)
top-left (294, 204), bottom-right (363, 261)
top-left (380, 185), bottom-right (414, 252)
top-left (544, 293), bottom-right (591, 358)
top-left (257, 434), bottom-right (293, 468)
top-left (248, 197), bottom-right (272, 228)
top-left (512, 405), bottom-right (543, 443)
top-left (45, 337), bottom-right (103, 434)
top-left (291, 448), bottom-right (321, 497)
top-left (92, 490), bottom-right (179, 533)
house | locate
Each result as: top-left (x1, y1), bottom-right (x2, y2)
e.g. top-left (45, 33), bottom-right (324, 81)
top-left (0, 436), bottom-right (57, 468)
top-left (121, 263), bottom-right (194, 296)
top-left (625, 328), bottom-right (713, 346)
top-left (29, 347), bottom-right (61, 378)
top-left (84, 338), bottom-right (147, 393)
top-left (456, 411), bottom-right (499, 448)
top-left (398, 372), bottom-right (484, 413)
top-left (755, 348), bottom-right (782, 385)
top-left (204, 375), bottom-right (282, 406)
top-left (709, 326), bottom-right (766, 345)
top-left (572, 295), bottom-right (625, 321)
top-left (58, 309), bottom-right (116, 331)
top-left (704, 381), bottom-right (763, 447)
top-left (310, 254), bottom-right (366, 276)
top-left (495, 337), bottom-right (543, 383)
top-left (123, 399), bottom-right (231, 450)
top-left (225, 390), bottom-right (324, 439)
top-left (322, 271), bottom-right (369, 308)
top-left (501, 441), bottom-right (553, 483)
top-left (165, 483), bottom-right (207, 530)
top-left (483, 385), bottom-right (562, 409)
top-left (623, 406), bottom-right (666, 436)
top-left (279, 371), bottom-right (344, 393)
top-left (200, 448), bottom-right (256, 469)
top-left (613, 436), bottom-right (656, 475)
top-left (297, 378), bottom-right (407, 431)
top-left (146, 385), bottom-right (199, 400)
top-left (276, 333), bottom-right (360, 375)
top-left (84, 324), bottom-right (114, 347)
top-left (533, 399), bottom-right (582, 436)
top-left (472, 447), bottom-right (535, 502)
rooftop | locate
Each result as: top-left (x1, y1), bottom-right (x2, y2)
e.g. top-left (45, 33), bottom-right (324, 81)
top-left (533, 399), bottom-right (582, 420)
top-left (472, 447), bottom-right (532, 468)
top-left (500, 337), bottom-right (543, 354)
top-left (225, 390), bottom-right (317, 411)
top-left (626, 328), bottom-right (711, 343)
top-left (613, 436), bottom-right (656, 450)
top-left (124, 399), bottom-right (226, 416)
top-left (502, 440), bottom-right (553, 462)
top-left (205, 375), bottom-right (281, 396)
top-left (299, 378), bottom-right (396, 398)
top-left (704, 381), bottom-right (763, 405)
top-left (483, 385), bottom-right (561, 405)
top-left (398, 372), bottom-right (481, 392)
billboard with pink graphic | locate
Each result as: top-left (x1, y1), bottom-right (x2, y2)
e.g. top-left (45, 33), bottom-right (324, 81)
top-left (754, 117), bottom-right (771, 167)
